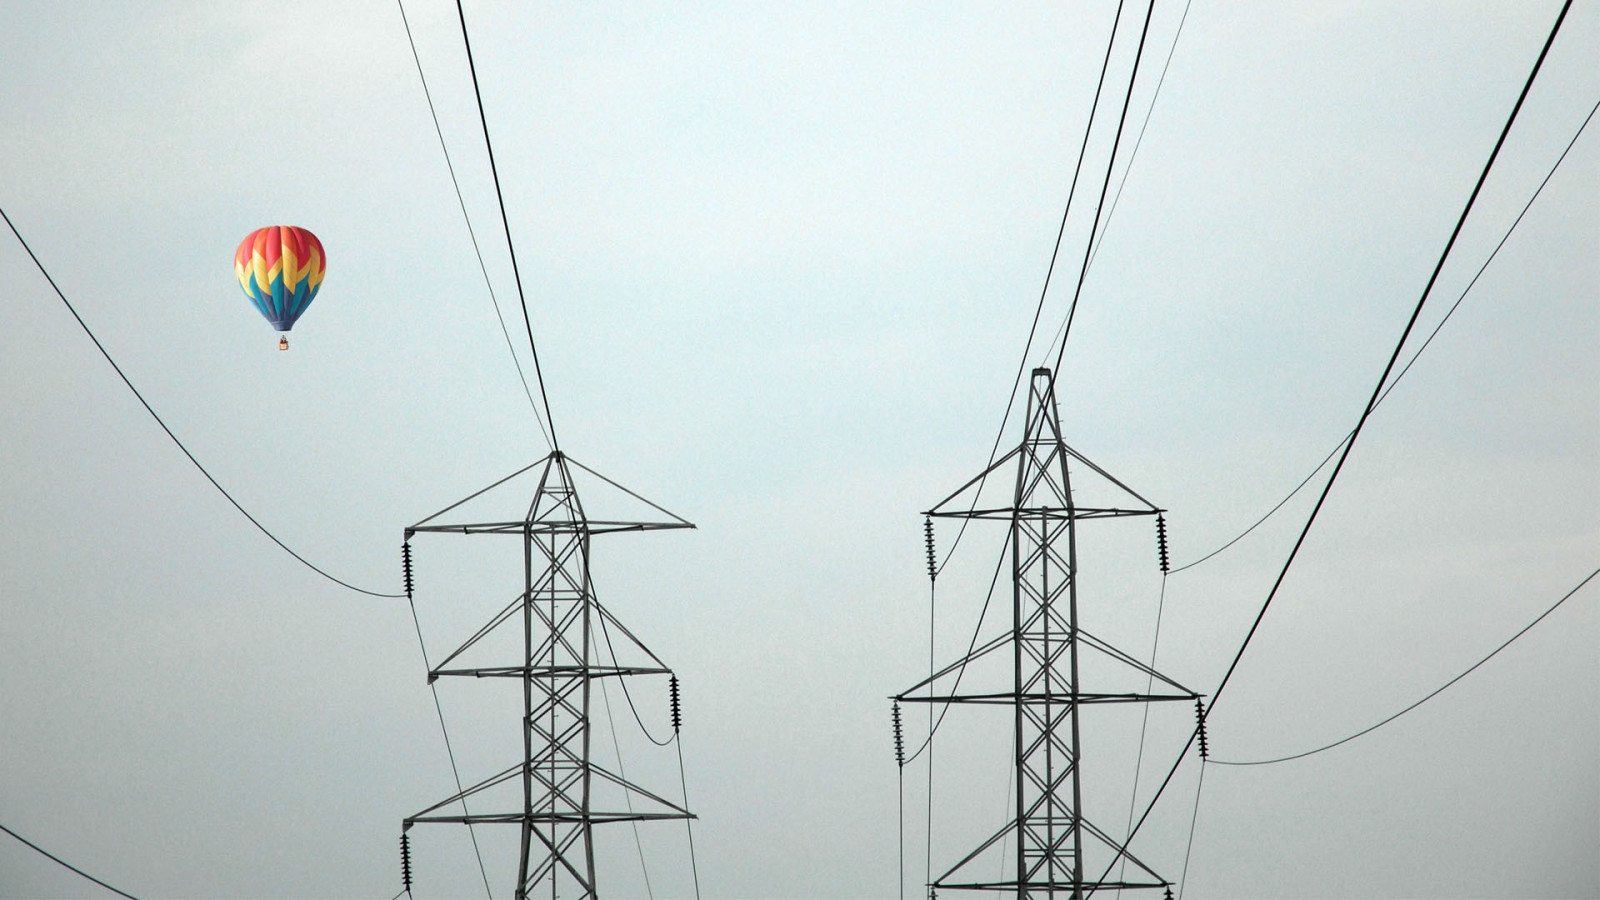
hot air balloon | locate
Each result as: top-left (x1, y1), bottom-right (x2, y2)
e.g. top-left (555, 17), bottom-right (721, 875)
top-left (234, 226), bottom-right (326, 350)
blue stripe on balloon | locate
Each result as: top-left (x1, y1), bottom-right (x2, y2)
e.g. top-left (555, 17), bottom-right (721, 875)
top-left (243, 284), bottom-right (270, 320)
top-left (270, 269), bottom-right (285, 322)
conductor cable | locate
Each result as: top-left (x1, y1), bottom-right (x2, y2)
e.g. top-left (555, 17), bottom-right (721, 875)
top-left (1, 205), bottom-right (401, 600)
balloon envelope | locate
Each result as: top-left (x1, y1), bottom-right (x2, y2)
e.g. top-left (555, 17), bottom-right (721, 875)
top-left (234, 226), bottom-right (326, 332)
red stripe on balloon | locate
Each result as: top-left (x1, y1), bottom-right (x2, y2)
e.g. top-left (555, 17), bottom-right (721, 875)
top-left (262, 228), bottom-right (281, 268)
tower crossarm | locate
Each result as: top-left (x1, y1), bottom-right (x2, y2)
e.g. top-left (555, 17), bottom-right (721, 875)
top-left (892, 631), bottom-right (1012, 700)
top-left (407, 519), bottom-right (693, 536)
top-left (898, 690), bottom-right (1199, 705)
top-left (929, 505), bottom-right (1162, 521)
top-left (934, 879), bottom-right (1169, 893)
top-left (407, 810), bottom-right (694, 826)
top-left (430, 663), bottom-right (673, 679)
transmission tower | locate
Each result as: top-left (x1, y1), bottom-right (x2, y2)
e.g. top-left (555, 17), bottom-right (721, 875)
top-left (402, 449), bottom-right (695, 899)
top-left (896, 367), bottom-right (1198, 897)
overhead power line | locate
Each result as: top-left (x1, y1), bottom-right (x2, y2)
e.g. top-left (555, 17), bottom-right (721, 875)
top-left (401, 543), bottom-right (494, 899)
top-left (0, 821), bottom-right (141, 900)
top-left (0, 206), bottom-right (402, 600)
top-left (1214, 566), bottom-right (1598, 766)
top-left (1103, 0), bottom-right (1575, 881)
top-left (395, 0), bottom-right (552, 450)
top-left (905, 13), bottom-right (1169, 884)
top-left (454, 0), bottom-right (561, 450)
top-left (1050, 0), bottom-right (1157, 372)
top-left (935, 0), bottom-right (1138, 575)
top-left (1084, 0), bottom-right (1194, 276)
top-left (1171, 93), bottom-right (1600, 574)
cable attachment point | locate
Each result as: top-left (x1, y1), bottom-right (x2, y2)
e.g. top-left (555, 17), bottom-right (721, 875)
top-left (400, 832), bottom-right (413, 893)
top-left (1164, 886), bottom-right (1174, 900)
top-left (924, 517), bottom-right (937, 582)
top-left (1156, 513), bottom-right (1170, 574)
top-left (1195, 698), bottom-right (1209, 760)
top-left (669, 674), bottom-right (682, 735)
top-left (891, 700), bottom-right (905, 768)
top-left (402, 541), bottom-right (415, 598)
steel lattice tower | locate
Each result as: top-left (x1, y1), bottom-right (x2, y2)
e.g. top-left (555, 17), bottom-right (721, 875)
top-left (403, 450), bottom-right (694, 899)
top-left (897, 368), bottom-right (1198, 897)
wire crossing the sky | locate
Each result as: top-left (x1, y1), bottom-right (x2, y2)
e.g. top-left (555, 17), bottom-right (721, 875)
top-left (0, 206), bottom-right (402, 600)
top-left (396, 0), bottom-right (552, 449)
top-left (454, 0), bottom-right (561, 451)
top-left (1050, 0), bottom-right (1157, 374)
top-left (1213, 566), bottom-right (1599, 766)
top-left (1099, 2), bottom-right (1575, 882)
top-left (1170, 93), bottom-right (1600, 575)
top-left (0, 821), bottom-right (141, 900)
top-left (1083, 0), bottom-right (1193, 278)
top-left (905, 0), bottom-right (1165, 790)
top-left (401, 542), bottom-right (494, 899)
top-left (930, 0), bottom-right (1132, 577)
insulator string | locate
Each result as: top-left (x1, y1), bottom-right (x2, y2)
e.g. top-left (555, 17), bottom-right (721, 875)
top-left (670, 675), bottom-right (683, 735)
top-left (400, 832), bottom-right (413, 895)
top-left (402, 541), bottom-right (415, 598)
top-left (1156, 513), bottom-right (1170, 574)
top-left (891, 700), bottom-right (906, 767)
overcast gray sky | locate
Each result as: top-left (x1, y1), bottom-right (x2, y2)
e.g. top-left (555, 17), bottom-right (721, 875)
top-left (1, 2), bottom-right (1595, 898)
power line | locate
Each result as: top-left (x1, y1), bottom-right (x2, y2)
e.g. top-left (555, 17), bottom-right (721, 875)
top-left (402, 543), bottom-right (494, 899)
top-left (933, 0), bottom-right (1131, 577)
top-left (1170, 92), bottom-right (1600, 574)
top-left (905, 18), bottom-right (1162, 882)
top-left (596, 677), bottom-right (657, 899)
top-left (596, 601), bottom-right (676, 747)
top-left (0, 821), bottom-right (140, 900)
top-left (907, 9), bottom-right (1146, 883)
top-left (898, 532), bottom-right (1011, 767)
top-left (675, 734), bottom-right (703, 900)
top-left (391, 8), bottom-right (523, 889)
top-left (594, 579), bottom-right (701, 897)
top-left (1115, 573), bottom-right (1169, 895)
top-left (1214, 566), bottom-right (1598, 766)
top-left (1050, 0), bottom-right (1157, 374)
top-left (0, 205), bottom-right (402, 600)
top-left (1176, 759), bottom-right (1205, 899)
top-left (1084, 0), bottom-right (1193, 276)
top-left (1043, 0), bottom-right (1193, 366)
top-left (395, 0), bottom-right (552, 449)
top-left (454, 0), bottom-right (561, 450)
top-left (1099, 0), bottom-right (1574, 883)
